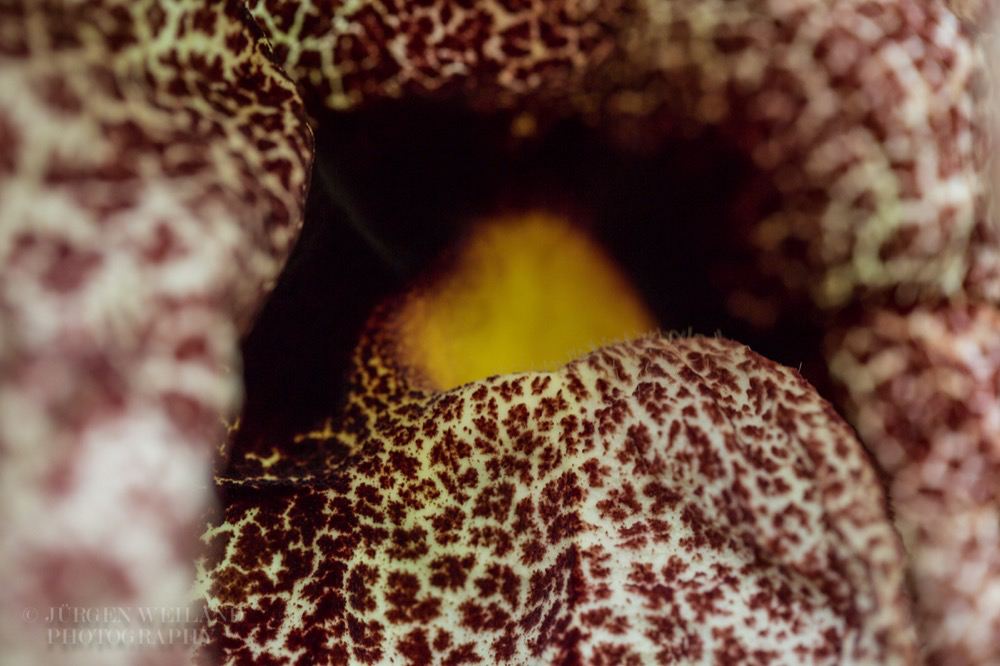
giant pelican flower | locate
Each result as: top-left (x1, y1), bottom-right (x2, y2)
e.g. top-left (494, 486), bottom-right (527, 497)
top-left (0, 0), bottom-right (997, 665)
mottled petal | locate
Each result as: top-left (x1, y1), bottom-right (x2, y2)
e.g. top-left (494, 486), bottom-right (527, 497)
top-left (828, 303), bottom-right (1000, 664)
top-left (248, 0), bottom-right (994, 312)
top-left (197, 306), bottom-right (917, 664)
top-left (0, 2), bottom-right (311, 664)
top-left (244, 0), bottom-right (630, 111)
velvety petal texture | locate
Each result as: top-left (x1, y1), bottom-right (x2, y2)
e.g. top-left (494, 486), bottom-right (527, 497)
top-left (0, 2), bottom-right (311, 664)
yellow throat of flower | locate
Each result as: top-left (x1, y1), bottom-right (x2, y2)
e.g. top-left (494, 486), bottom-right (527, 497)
top-left (396, 212), bottom-right (658, 392)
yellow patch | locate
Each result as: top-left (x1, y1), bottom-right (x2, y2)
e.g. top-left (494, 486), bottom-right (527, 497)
top-left (397, 212), bottom-right (657, 391)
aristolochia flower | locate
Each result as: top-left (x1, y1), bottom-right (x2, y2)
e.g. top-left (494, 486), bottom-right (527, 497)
top-left (1, 0), bottom-right (997, 665)
top-left (194, 213), bottom-right (918, 664)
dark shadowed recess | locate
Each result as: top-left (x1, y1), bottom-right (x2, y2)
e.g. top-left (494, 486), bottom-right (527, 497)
top-left (233, 97), bottom-right (828, 460)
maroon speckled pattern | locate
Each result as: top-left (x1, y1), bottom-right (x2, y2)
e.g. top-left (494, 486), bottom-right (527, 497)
top-left (0, 2), bottom-right (311, 665)
top-left (828, 304), bottom-right (1000, 664)
top-left (196, 306), bottom-right (917, 664)
top-left (247, 0), bottom-right (995, 312)
top-left (3, 0), bottom-right (999, 664)
top-left (238, 1), bottom-right (1000, 662)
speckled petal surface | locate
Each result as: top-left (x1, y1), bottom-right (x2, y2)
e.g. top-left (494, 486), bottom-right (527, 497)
top-left (828, 304), bottom-right (1000, 665)
top-left (196, 306), bottom-right (917, 665)
top-left (246, 0), bottom-right (995, 313)
top-left (243, 0), bottom-right (631, 112)
top-left (5, 0), bottom-right (996, 663)
top-left (237, 3), bottom-right (1000, 662)
top-left (0, 2), bottom-right (311, 664)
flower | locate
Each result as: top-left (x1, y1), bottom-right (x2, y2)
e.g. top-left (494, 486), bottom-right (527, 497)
top-left (1, 0), bottom-right (996, 664)
top-left (196, 214), bottom-right (918, 663)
